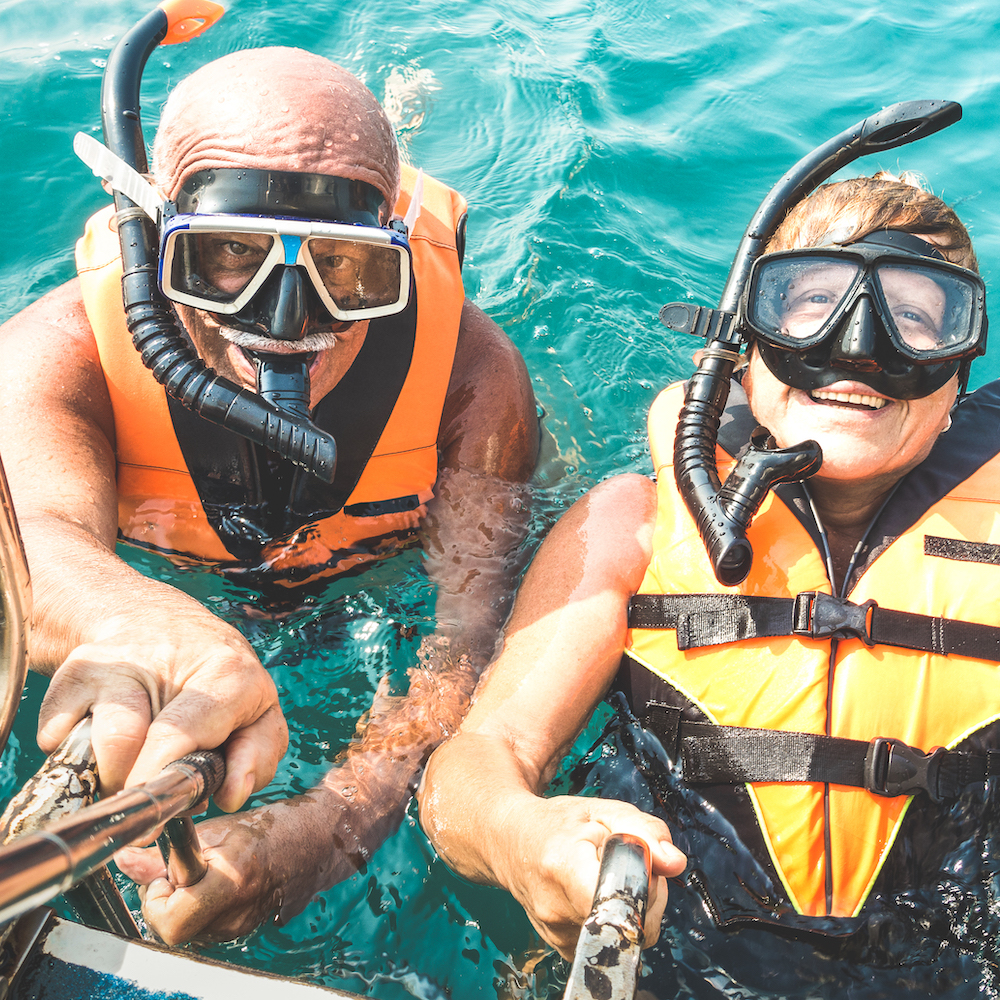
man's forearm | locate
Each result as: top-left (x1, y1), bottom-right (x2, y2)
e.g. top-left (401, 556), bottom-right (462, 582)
top-left (20, 510), bottom-right (229, 675)
top-left (21, 510), bottom-right (285, 808)
top-left (21, 512), bottom-right (194, 673)
top-left (272, 468), bottom-right (535, 904)
top-left (267, 631), bottom-right (494, 915)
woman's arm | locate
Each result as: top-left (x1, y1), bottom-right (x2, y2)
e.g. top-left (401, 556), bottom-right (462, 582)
top-left (419, 473), bottom-right (686, 957)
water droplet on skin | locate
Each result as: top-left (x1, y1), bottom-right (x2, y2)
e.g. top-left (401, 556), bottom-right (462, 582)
top-left (323, 138), bottom-right (333, 148)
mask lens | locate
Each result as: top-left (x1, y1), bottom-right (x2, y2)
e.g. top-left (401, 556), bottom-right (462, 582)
top-left (170, 230), bottom-right (276, 306)
top-left (304, 237), bottom-right (403, 312)
top-left (876, 263), bottom-right (978, 355)
top-left (161, 217), bottom-right (411, 320)
top-left (750, 256), bottom-right (859, 346)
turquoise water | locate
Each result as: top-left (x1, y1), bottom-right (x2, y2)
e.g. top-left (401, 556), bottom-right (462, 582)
top-left (3, 0), bottom-right (1000, 996)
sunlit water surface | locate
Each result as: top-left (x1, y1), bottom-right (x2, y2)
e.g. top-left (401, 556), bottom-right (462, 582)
top-left (3, 0), bottom-right (1000, 997)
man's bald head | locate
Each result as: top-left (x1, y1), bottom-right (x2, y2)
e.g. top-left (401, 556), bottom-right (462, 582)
top-left (152, 48), bottom-right (400, 216)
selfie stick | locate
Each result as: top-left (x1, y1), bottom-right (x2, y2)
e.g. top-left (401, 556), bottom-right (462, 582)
top-left (0, 749), bottom-right (224, 925)
top-left (563, 834), bottom-right (651, 1000)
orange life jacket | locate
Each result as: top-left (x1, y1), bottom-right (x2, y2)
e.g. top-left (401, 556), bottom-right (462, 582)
top-left (75, 165), bottom-right (466, 588)
top-left (622, 379), bottom-right (1000, 925)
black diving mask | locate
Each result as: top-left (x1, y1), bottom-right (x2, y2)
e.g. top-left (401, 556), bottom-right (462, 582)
top-left (742, 230), bottom-right (987, 399)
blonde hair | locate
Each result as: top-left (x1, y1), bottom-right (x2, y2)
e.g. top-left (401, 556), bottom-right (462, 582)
top-left (766, 170), bottom-right (977, 271)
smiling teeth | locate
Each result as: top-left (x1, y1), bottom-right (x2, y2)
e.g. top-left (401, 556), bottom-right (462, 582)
top-left (811, 389), bottom-right (887, 410)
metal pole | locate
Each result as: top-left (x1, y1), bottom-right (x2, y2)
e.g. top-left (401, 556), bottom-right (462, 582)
top-left (158, 815), bottom-right (209, 888)
top-left (0, 750), bottom-right (224, 925)
top-left (563, 834), bottom-right (651, 1000)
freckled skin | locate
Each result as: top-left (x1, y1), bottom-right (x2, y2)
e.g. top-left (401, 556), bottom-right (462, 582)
top-left (152, 48), bottom-right (400, 208)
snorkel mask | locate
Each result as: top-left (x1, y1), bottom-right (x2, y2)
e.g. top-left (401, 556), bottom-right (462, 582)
top-left (159, 168), bottom-right (413, 415)
top-left (660, 100), bottom-right (977, 585)
top-left (73, 0), bottom-right (416, 483)
top-left (160, 169), bottom-right (411, 329)
top-left (746, 229), bottom-right (986, 400)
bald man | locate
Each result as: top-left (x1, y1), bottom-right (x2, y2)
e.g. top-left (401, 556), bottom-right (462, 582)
top-left (0, 48), bottom-right (537, 942)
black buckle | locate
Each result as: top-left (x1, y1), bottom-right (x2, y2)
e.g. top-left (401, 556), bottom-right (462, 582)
top-left (864, 737), bottom-right (947, 802)
top-left (792, 592), bottom-right (876, 645)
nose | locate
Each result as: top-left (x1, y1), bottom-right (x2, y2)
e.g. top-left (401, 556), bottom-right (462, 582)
top-left (827, 297), bottom-right (882, 373)
top-left (269, 266), bottom-right (309, 342)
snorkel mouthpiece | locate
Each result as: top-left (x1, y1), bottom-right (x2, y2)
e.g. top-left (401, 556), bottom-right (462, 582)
top-left (666, 100), bottom-right (964, 585)
top-left (673, 343), bottom-right (823, 586)
top-left (715, 428), bottom-right (822, 575)
top-left (98, 0), bottom-right (338, 483)
top-left (253, 354), bottom-right (312, 420)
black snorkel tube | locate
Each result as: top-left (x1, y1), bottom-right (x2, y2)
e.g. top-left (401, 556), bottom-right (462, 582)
top-left (664, 100), bottom-right (963, 586)
top-left (100, 1), bottom-right (338, 483)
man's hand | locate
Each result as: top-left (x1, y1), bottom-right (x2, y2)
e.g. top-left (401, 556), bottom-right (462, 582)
top-left (116, 777), bottom-right (381, 944)
top-left (117, 642), bottom-right (490, 945)
top-left (37, 608), bottom-right (287, 813)
top-left (117, 812), bottom-right (286, 945)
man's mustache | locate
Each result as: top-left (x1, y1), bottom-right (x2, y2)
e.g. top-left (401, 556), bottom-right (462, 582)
top-left (218, 327), bottom-right (342, 353)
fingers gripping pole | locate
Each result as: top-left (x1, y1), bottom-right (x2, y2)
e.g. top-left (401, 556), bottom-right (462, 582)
top-left (563, 835), bottom-right (651, 1000)
top-left (0, 749), bottom-right (225, 925)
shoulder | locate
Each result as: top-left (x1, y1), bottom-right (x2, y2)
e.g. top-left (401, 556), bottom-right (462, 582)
top-left (505, 473), bottom-right (658, 633)
top-left (450, 300), bottom-right (529, 392)
top-left (558, 474), bottom-right (658, 564)
top-left (1, 277), bottom-right (93, 340)
top-left (437, 299), bottom-right (538, 480)
top-left (0, 278), bottom-right (111, 434)
top-left (0, 278), bottom-right (102, 385)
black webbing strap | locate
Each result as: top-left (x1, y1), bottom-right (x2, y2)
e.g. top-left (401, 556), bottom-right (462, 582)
top-left (643, 703), bottom-right (1000, 803)
top-left (628, 592), bottom-right (1000, 662)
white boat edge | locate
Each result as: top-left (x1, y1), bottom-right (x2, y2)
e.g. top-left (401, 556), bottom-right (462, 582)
top-left (22, 913), bottom-right (366, 998)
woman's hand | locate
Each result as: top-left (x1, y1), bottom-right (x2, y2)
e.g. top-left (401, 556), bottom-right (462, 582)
top-left (489, 793), bottom-right (686, 960)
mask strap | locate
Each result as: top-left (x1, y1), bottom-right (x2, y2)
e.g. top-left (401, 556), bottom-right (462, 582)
top-left (402, 168), bottom-right (423, 235)
top-left (73, 132), bottom-right (162, 224)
